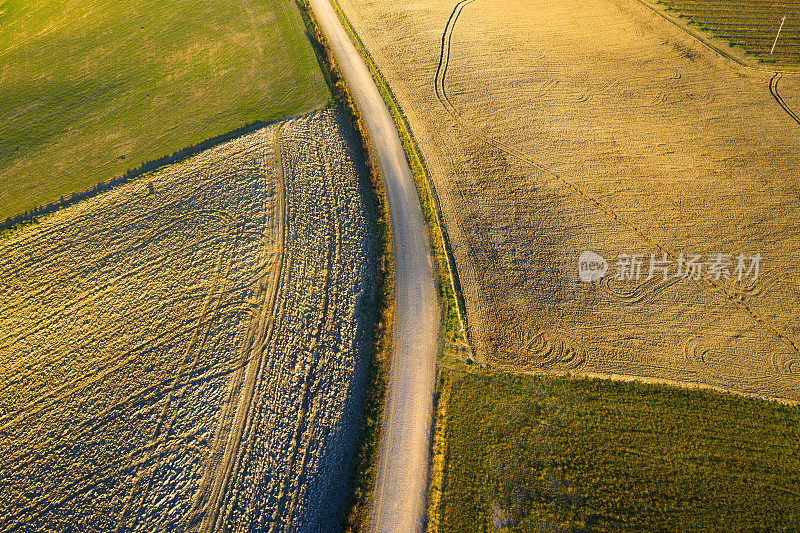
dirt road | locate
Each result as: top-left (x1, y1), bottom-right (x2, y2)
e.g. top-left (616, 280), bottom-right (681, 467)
top-left (306, 0), bottom-right (440, 531)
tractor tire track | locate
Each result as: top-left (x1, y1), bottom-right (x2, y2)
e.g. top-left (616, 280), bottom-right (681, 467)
top-left (0, 229), bottom-right (237, 431)
top-left (0, 211), bottom-right (235, 351)
top-left (2, 357), bottom-right (249, 481)
top-left (0, 111), bottom-right (372, 531)
top-left (118, 208), bottom-right (240, 532)
top-left (197, 125), bottom-right (286, 533)
top-left (0, 428), bottom-right (206, 533)
top-left (0, 206), bottom-right (228, 321)
top-left (770, 73), bottom-right (800, 125)
top-left (0, 127), bottom-right (281, 530)
top-left (192, 109), bottom-right (377, 532)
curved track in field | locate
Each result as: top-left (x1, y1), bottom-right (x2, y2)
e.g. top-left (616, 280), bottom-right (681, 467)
top-left (770, 73), bottom-right (800, 126)
top-left (0, 114), bottom-right (376, 531)
top-left (197, 126), bottom-right (287, 533)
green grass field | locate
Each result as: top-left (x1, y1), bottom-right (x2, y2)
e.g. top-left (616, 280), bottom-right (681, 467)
top-left (0, 0), bottom-right (329, 220)
top-left (435, 370), bottom-right (800, 532)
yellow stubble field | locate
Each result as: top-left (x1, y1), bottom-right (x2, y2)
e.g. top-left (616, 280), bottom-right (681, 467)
top-left (335, 0), bottom-right (800, 401)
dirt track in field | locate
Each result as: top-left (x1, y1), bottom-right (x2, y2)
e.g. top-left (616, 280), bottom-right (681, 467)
top-left (334, 0), bottom-right (800, 402)
top-left (0, 108), bottom-right (376, 531)
top-left (771, 73), bottom-right (800, 125)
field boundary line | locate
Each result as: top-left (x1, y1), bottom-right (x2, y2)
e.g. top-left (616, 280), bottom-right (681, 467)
top-left (435, 0), bottom-right (800, 359)
top-left (493, 365), bottom-right (800, 406)
top-left (0, 118), bottom-right (302, 236)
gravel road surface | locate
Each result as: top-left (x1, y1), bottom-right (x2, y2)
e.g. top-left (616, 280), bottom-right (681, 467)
top-left (305, 1), bottom-right (440, 531)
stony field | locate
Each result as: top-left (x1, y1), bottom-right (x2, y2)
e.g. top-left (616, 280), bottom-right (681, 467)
top-left (335, 0), bottom-right (800, 402)
top-left (0, 108), bottom-right (375, 531)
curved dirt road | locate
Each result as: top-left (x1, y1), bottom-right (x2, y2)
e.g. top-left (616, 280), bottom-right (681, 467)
top-left (305, 0), bottom-right (440, 531)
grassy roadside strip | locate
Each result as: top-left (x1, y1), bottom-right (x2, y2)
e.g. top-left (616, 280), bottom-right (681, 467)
top-left (425, 367), bottom-right (456, 533)
top-left (326, 0), bottom-right (469, 351)
top-left (293, 2), bottom-right (394, 531)
top-left (426, 359), bottom-right (488, 531)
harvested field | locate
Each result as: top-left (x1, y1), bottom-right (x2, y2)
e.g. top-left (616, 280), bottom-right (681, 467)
top-left (335, 0), bottom-right (800, 402)
top-left (0, 108), bottom-right (376, 531)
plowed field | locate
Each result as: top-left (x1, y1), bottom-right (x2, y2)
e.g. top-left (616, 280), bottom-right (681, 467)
top-left (0, 108), bottom-right (375, 531)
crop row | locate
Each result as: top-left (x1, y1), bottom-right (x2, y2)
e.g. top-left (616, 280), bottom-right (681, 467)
top-left (658, 0), bottom-right (800, 62)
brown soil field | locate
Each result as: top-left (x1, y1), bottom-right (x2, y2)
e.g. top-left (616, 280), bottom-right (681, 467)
top-left (334, 0), bottom-right (800, 401)
top-left (0, 108), bottom-right (376, 531)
